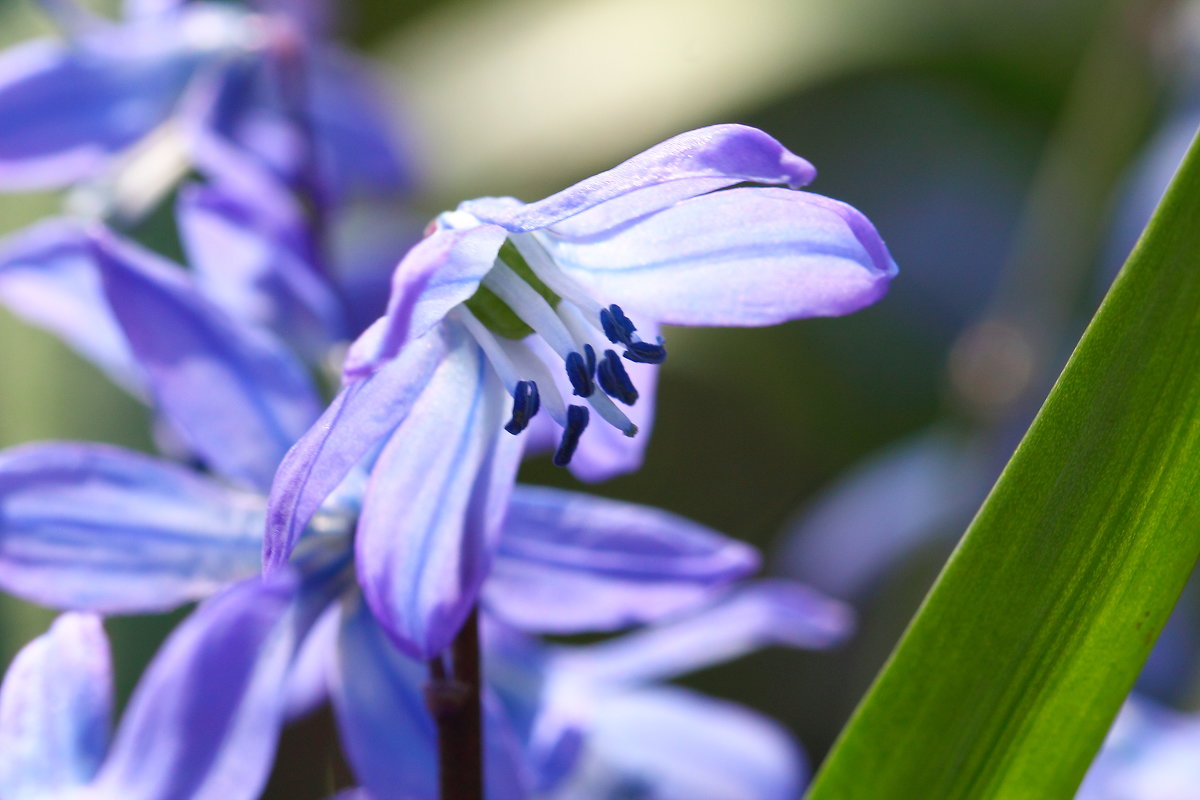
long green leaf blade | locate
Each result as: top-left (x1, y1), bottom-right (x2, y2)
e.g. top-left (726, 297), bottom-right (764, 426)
top-left (806, 128), bottom-right (1200, 799)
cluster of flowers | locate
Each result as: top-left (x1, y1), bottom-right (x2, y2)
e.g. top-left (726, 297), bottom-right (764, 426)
top-left (0, 1), bottom-right (900, 798)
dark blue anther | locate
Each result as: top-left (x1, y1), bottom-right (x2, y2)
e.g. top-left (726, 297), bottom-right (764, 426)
top-left (583, 343), bottom-right (596, 375)
top-left (504, 380), bottom-right (540, 434)
top-left (622, 339), bottom-right (667, 364)
top-left (553, 405), bottom-right (589, 466)
top-left (597, 349), bottom-right (638, 405)
top-left (565, 351), bottom-right (594, 397)
top-left (600, 304), bottom-right (637, 346)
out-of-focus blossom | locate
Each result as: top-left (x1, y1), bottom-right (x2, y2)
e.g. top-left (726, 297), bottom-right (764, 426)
top-left (263, 123), bottom-right (898, 656)
top-left (0, 582), bottom-right (303, 800)
top-left (0, 0), bottom-right (406, 220)
top-left (1077, 696), bottom-right (1200, 800)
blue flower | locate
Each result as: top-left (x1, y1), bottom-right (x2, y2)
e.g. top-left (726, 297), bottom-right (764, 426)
top-left (263, 123), bottom-right (898, 655)
top-left (0, 0), bottom-right (406, 218)
top-left (1076, 696), bottom-right (1200, 800)
top-left (0, 579), bottom-right (303, 800)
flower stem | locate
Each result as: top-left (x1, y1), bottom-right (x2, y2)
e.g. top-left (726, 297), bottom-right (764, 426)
top-left (427, 608), bottom-right (483, 800)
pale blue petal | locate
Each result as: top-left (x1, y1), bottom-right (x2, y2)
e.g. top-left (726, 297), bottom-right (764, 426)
top-left (460, 124), bottom-right (815, 235)
top-left (329, 597), bottom-right (436, 800)
top-left (0, 35), bottom-right (190, 189)
top-left (780, 427), bottom-right (989, 598)
top-left (262, 325), bottom-right (452, 570)
top-left (0, 442), bottom-right (263, 613)
top-left (91, 227), bottom-right (322, 490)
top-left (0, 219), bottom-right (144, 397)
top-left (544, 188), bottom-right (897, 326)
top-left (551, 581), bottom-right (853, 686)
top-left (485, 485), bottom-right (758, 633)
top-left (557, 686), bottom-right (803, 800)
top-left (177, 182), bottom-right (347, 356)
top-left (1078, 698), bottom-right (1200, 800)
top-left (93, 575), bottom-right (299, 800)
top-left (0, 614), bottom-right (110, 800)
top-left (284, 602), bottom-right (340, 721)
top-left (356, 325), bottom-right (523, 658)
top-left (341, 224), bottom-right (507, 378)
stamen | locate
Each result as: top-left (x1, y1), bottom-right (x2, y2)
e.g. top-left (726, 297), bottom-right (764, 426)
top-left (554, 405), bottom-right (589, 466)
top-left (504, 380), bottom-right (540, 434)
top-left (584, 343), bottom-right (596, 375)
top-left (483, 262), bottom-right (578, 359)
top-left (600, 305), bottom-right (633, 346)
top-left (452, 308), bottom-right (523, 392)
top-left (583, 385), bottom-right (638, 437)
top-left (565, 351), bottom-right (594, 397)
top-left (598, 349), bottom-right (638, 405)
top-left (623, 340), bottom-right (668, 364)
top-left (510, 233), bottom-right (607, 321)
top-left (499, 338), bottom-right (567, 425)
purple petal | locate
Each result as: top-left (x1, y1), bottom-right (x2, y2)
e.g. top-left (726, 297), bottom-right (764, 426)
top-left (0, 35), bottom-right (190, 189)
top-left (460, 124), bottom-right (815, 235)
top-left (356, 325), bottom-right (523, 658)
top-left (90, 227), bottom-right (322, 490)
top-left (262, 325), bottom-right (452, 570)
top-left (93, 574), bottom-right (299, 800)
top-left (342, 224), bottom-right (507, 378)
top-left (332, 600), bottom-right (529, 800)
top-left (780, 428), bottom-right (988, 598)
top-left (565, 686), bottom-right (803, 800)
top-left (284, 603), bottom-right (340, 721)
top-left (305, 47), bottom-right (410, 201)
top-left (552, 581), bottom-right (853, 686)
top-left (544, 187), bottom-right (898, 327)
top-left (0, 442), bottom-right (263, 613)
top-left (485, 485), bottom-right (758, 633)
top-left (176, 182), bottom-right (347, 356)
top-left (0, 614), bottom-right (111, 799)
top-left (0, 219), bottom-right (144, 397)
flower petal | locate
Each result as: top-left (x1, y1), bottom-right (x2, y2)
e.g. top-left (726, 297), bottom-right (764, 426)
top-left (559, 686), bottom-right (803, 800)
top-left (262, 324), bottom-right (452, 570)
top-left (484, 485), bottom-right (759, 633)
top-left (545, 187), bottom-right (897, 326)
top-left (551, 581), bottom-right (853, 687)
top-left (0, 35), bottom-right (190, 189)
top-left (460, 124), bottom-right (815, 235)
top-left (0, 614), bottom-right (111, 799)
top-left (0, 219), bottom-right (144, 397)
top-left (91, 227), bottom-right (322, 490)
top-left (332, 599), bottom-right (529, 800)
top-left (342, 224), bottom-right (507, 378)
top-left (0, 442), bottom-right (264, 613)
top-left (284, 602), bottom-right (340, 721)
top-left (356, 325), bottom-right (523, 658)
top-left (177, 181), bottom-right (347, 357)
top-left (92, 574), bottom-right (300, 800)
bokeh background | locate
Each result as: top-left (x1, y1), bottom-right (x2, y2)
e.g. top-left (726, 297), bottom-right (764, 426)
top-left (0, 0), bottom-right (1187, 794)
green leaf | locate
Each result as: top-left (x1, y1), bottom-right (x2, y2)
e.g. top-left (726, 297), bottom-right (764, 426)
top-left (806, 127), bottom-right (1200, 799)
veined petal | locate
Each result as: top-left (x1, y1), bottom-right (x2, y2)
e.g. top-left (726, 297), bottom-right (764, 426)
top-left (484, 485), bottom-right (758, 634)
top-left (90, 227), bottom-right (322, 491)
top-left (550, 581), bottom-right (853, 687)
top-left (262, 325), bottom-right (452, 570)
top-left (356, 325), bottom-right (523, 658)
top-left (0, 442), bottom-right (264, 613)
top-left (556, 686), bottom-right (803, 800)
top-left (177, 182), bottom-right (347, 356)
top-left (0, 219), bottom-right (144, 397)
top-left (545, 187), bottom-right (898, 326)
top-left (342, 224), bottom-right (507, 378)
top-left (332, 600), bottom-right (528, 800)
top-left (0, 36), bottom-right (191, 189)
top-left (93, 574), bottom-right (300, 800)
top-left (0, 614), bottom-right (111, 800)
top-left (330, 598), bottom-right (435, 799)
top-left (460, 124), bottom-right (815, 235)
